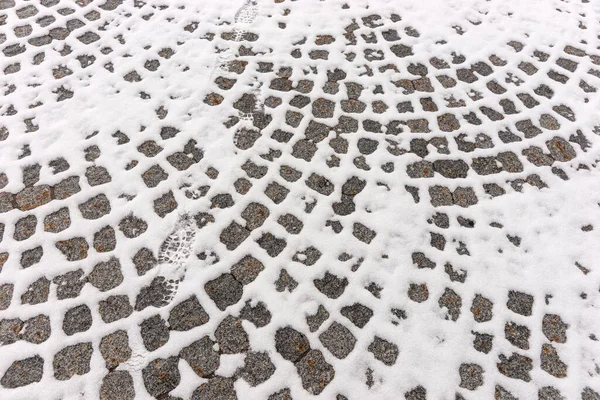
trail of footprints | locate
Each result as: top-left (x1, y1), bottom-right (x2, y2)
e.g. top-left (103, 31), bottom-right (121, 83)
top-left (0, 0), bottom-right (600, 398)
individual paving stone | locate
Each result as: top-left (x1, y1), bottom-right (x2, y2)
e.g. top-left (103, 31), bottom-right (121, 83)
top-left (295, 349), bottom-right (335, 395)
top-left (312, 98), bottom-right (335, 118)
top-left (0, 318), bottom-right (23, 345)
top-left (429, 185), bottom-right (453, 207)
top-left (430, 212), bottom-right (449, 228)
top-left (484, 183), bottom-right (506, 197)
top-left (540, 113), bottom-right (560, 130)
top-left (234, 178), bottom-right (252, 195)
top-left (205, 273), bottom-right (243, 311)
top-left (98, 295), bottom-right (133, 323)
top-left (264, 182), bottom-right (289, 204)
top-left (21, 277), bottom-right (50, 305)
top-left (341, 303), bottom-right (373, 328)
top-left (51, 177), bottom-right (81, 201)
top-left (438, 113), bottom-right (460, 132)
top-left (53, 269), bottom-right (86, 299)
top-left (439, 288), bottom-right (462, 321)
top-left (142, 164), bottom-right (168, 188)
top-left (292, 246), bottom-right (323, 266)
top-left (472, 156), bottom-right (503, 175)
top-left (505, 322), bottom-right (530, 350)
top-left (209, 194), bottom-right (233, 210)
top-left (48, 157), bottom-right (68, 173)
top-left (138, 141), bottom-right (163, 157)
top-left (277, 213), bottom-right (303, 234)
top-left (405, 386), bottom-right (427, 400)
top-left (495, 385), bottom-right (518, 400)
top-left (353, 222), bottom-right (376, 244)
top-left (22, 164), bottom-right (41, 186)
top-left (514, 120), bottom-right (541, 140)
top-left (453, 187), bottom-right (478, 208)
top-left (582, 388), bottom-right (600, 400)
top-left (54, 342), bottom-right (93, 380)
top-left (319, 321), bottom-right (356, 359)
top-left (272, 129), bottom-right (293, 144)
top-left (89, 257), bottom-right (123, 291)
top-left (93, 225), bottom-right (116, 253)
top-left (20, 246), bottom-right (43, 268)
top-left (480, 105), bottom-right (504, 121)
top-left (55, 237), bottom-right (89, 261)
top-left (274, 326), bottom-right (312, 364)
top-left (292, 139), bottom-right (317, 162)
top-left (84, 145), bottom-right (101, 162)
top-left (231, 255), bottom-right (264, 285)
top-left (154, 191), bottom-right (178, 217)
top-left (398, 101), bottom-right (415, 114)
top-left (15, 185), bottom-right (52, 211)
top-left (135, 277), bottom-right (172, 311)
top-left (133, 247), bottom-right (157, 276)
top-left (404, 185), bottom-right (421, 203)
top-left (341, 99), bottom-right (367, 113)
top-left (473, 332), bottom-right (494, 354)
top-left (180, 336), bottom-right (220, 377)
top-left (539, 386), bottom-right (565, 400)
top-left (497, 352), bottom-right (532, 382)
top-left (444, 263), bottom-right (467, 283)
top-left (456, 68), bottom-right (478, 83)
top-left (100, 330), bottom-right (132, 369)
top-left (79, 194), bottom-right (111, 220)
top-left (541, 343), bottom-right (567, 378)
top-left (507, 290), bottom-right (533, 316)
top-left (100, 371), bottom-right (135, 400)
top-left (233, 93), bottom-right (256, 113)
top-left (142, 356), bottom-right (180, 398)
top-left (314, 272), bottom-right (348, 299)
top-left (433, 159), bottom-right (469, 178)
top-left (44, 207), bottom-right (71, 232)
top-left (408, 283), bottom-right (429, 303)
top-left (119, 214), bottom-right (148, 238)
top-left (140, 315), bottom-right (170, 351)
top-left (215, 76), bottom-right (237, 90)
top-left (368, 336), bottom-right (399, 366)
top-left (192, 377), bottom-right (237, 400)
top-left (306, 305), bottom-right (329, 332)
top-left (407, 161), bottom-right (434, 179)
top-left (357, 138), bottom-right (379, 155)
top-left (275, 269), bottom-right (298, 293)
top-left (242, 160), bottom-right (268, 179)
top-left (169, 296), bottom-right (209, 331)
top-left (215, 315), bottom-right (249, 354)
top-left (239, 351), bottom-right (276, 386)
top-left (542, 314), bottom-right (568, 343)
top-left (234, 128), bottom-right (260, 150)
top-left (412, 252), bottom-right (436, 269)
top-left (471, 294), bottom-right (493, 322)
top-left (220, 222), bottom-right (250, 250)
top-left (306, 173), bottom-right (334, 196)
top-left (546, 137), bottom-right (576, 162)
top-left (459, 363), bottom-right (484, 390)
top-left (13, 214), bottom-right (37, 241)
top-left (0, 283), bottom-right (13, 310)
top-left (86, 166), bottom-right (111, 186)
top-left (63, 304), bottom-right (92, 335)
top-left (257, 233), bottom-right (287, 257)
top-left (1, 355), bottom-right (43, 388)
top-left (239, 300), bottom-right (271, 327)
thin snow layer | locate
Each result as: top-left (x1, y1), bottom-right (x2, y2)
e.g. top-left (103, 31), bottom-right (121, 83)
top-left (0, 0), bottom-right (599, 398)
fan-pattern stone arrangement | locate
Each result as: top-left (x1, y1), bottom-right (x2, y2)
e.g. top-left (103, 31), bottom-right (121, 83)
top-left (1, 0), bottom-right (600, 399)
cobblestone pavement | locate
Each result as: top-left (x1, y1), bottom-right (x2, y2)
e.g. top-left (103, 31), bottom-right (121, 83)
top-left (1, 0), bottom-right (600, 399)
